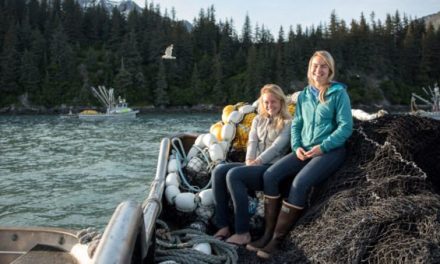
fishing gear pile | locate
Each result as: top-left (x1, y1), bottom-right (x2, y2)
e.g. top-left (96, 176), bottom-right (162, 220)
top-left (262, 115), bottom-right (440, 264)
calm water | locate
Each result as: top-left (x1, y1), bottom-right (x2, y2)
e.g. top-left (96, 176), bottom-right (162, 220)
top-left (0, 113), bottom-right (217, 231)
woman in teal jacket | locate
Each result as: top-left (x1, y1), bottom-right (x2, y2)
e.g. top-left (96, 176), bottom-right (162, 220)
top-left (247, 50), bottom-right (353, 259)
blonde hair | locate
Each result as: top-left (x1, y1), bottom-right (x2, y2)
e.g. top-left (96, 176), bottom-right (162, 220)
top-left (257, 84), bottom-right (291, 132)
top-left (307, 50), bottom-right (335, 103)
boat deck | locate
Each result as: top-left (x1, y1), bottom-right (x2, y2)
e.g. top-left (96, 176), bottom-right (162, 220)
top-left (11, 245), bottom-right (78, 264)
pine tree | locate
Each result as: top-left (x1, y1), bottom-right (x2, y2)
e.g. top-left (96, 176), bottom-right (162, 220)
top-left (241, 14), bottom-right (252, 50)
top-left (62, 0), bottom-right (83, 44)
top-left (19, 49), bottom-right (40, 100)
top-left (113, 59), bottom-right (133, 99)
top-left (42, 24), bottom-right (75, 106)
top-left (244, 45), bottom-right (258, 101)
top-left (155, 61), bottom-right (169, 107)
top-left (190, 63), bottom-right (203, 101)
top-left (211, 54), bottom-right (226, 104)
top-left (109, 8), bottom-right (126, 52)
top-left (0, 22), bottom-right (21, 104)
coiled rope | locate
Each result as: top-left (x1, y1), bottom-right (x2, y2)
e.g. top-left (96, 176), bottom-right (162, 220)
top-left (155, 219), bottom-right (238, 264)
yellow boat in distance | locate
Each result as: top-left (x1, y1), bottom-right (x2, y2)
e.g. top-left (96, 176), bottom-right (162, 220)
top-left (78, 86), bottom-right (139, 120)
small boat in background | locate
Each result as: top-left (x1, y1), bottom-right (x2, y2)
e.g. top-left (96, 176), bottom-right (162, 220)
top-left (410, 83), bottom-right (440, 120)
top-left (78, 86), bottom-right (139, 120)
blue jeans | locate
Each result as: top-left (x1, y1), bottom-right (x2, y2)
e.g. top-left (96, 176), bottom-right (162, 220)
top-left (263, 147), bottom-right (346, 207)
top-left (212, 162), bottom-right (270, 234)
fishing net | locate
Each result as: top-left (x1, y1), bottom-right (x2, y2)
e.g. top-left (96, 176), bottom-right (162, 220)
top-left (253, 114), bottom-right (440, 264)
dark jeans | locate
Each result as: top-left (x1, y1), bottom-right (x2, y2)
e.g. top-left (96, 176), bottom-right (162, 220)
top-left (212, 162), bottom-right (269, 234)
top-left (263, 147), bottom-right (346, 207)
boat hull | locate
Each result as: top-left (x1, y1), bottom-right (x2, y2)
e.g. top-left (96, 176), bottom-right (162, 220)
top-left (78, 110), bottom-right (139, 120)
top-left (0, 227), bottom-right (90, 264)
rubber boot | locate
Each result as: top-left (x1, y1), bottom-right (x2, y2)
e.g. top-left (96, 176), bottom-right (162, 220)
top-left (256, 200), bottom-right (302, 259)
top-left (246, 195), bottom-right (281, 252)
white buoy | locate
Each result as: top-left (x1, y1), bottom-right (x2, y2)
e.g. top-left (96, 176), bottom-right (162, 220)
top-left (175, 192), bottom-right (197, 212)
top-left (221, 123), bottom-right (236, 142)
top-left (194, 134), bottom-right (206, 148)
top-left (186, 145), bottom-right (199, 160)
top-left (218, 141), bottom-right (230, 153)
top-left (158, 261), bottom-right (178, 264)
top-left (252, 100), bottom-right (259, 108)
top-left (167, 158), bottom-right (179, 173)
top-left (199, 189), bottom-right (214, 206)
top-left (202, 133), bottom-right (217, 147)
top-left (208, 143), bottom-right (225, 162)
top-left (165, 185), bottom-right (181, 205)
top-left (165, 172), bottom-right (180, 187)
top-left (227, 110), bottom-right (244, 124)
top-left (192, 243), bottom-right (212, 255)
top-left (238, 104), bottom-right (255, 114)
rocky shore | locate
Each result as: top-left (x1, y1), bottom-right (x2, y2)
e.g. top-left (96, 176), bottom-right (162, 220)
top-left (0, 104), bottom-right (222, 115)
top-left (0, 103), bottom-right (410, 115)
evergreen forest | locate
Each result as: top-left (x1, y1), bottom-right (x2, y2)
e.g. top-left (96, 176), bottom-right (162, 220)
top-left (1, 0), bottom-right (440, 110)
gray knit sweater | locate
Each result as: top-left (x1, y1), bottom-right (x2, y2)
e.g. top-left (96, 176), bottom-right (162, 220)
top-left (245, 115), bottom-right (291, 164)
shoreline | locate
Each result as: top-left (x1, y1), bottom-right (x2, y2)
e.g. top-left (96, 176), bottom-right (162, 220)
top-left (0, 104), bottom-right (223, 115)
top-left (0, 103), bottom-right (410, 115)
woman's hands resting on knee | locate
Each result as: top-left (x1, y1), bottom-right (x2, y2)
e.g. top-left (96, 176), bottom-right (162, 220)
top-left (296, 146), bottom-right (322, 160)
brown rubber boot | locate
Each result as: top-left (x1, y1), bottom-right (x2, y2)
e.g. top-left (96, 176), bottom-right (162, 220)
top-left (246, 195), bottom-right (281, 252)
top-left (256, 200), bottom-right (302, 259)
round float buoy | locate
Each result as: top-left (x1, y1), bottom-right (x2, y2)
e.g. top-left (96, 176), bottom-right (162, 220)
top-left (167, 158), bottom-right (179, 173)
top-left (210, 121), bottom-right (223, 141)
top-left (175, 192), bottom-right (197, 212)
top-left (221, 123), bottom-right (236, 142)
top-left (192, 243), bottom-right (212, 255)
top-left (208, 143), bottom-right (225, 162)
top-left (221, 105), bottom-right (235, 123)
top-left (194, 134), bottom-right (206, 148)
top-left (202, 133), bottom-right (217, 147)
top-left (227, 110), bottom-right (243, 124)
top-left (165, 172), bottom-right (180, 187)
top-left (165, 185), bottom-right (181, 205)
top-left (186, 145), bottom-right (199, 160)
top-left (218, 141), bottom-right (230, 152)
top-left (198, 189), bottom-right (214, 206)
top-left (239, 104), bottom-right (255, 114)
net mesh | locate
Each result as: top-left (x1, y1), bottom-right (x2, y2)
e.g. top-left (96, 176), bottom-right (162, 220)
top-left (269, 115), bottom-right (440, 264)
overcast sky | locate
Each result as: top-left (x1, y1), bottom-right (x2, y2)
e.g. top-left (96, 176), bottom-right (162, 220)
top-left (132, 0), bottom-right (439, 35)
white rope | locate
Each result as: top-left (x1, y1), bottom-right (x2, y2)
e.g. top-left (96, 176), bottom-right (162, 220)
top-left (171, 138), bottom-right (213, 193)
top-left (355, 125), bottom-right (427, 181)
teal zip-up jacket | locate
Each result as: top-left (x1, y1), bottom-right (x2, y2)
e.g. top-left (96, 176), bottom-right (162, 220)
top-left (291, 82), bottom-right (353, 153)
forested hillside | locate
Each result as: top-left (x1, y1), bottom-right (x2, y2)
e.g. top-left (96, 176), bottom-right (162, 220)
top-left (0, 0), bottom-right (439, 109)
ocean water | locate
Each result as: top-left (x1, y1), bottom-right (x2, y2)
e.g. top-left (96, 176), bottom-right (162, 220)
top-left (0, 113), bottom-right (217, 231)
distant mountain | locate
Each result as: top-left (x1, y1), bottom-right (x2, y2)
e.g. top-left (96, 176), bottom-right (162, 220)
top-left (181, 20), bottom-right (193, 32)
top-left (75, 0), bottom-right (142, 15)
top-left (75, 0), bottom-right (194, 31)
top-left (421, 11), bottom-right (440, 29)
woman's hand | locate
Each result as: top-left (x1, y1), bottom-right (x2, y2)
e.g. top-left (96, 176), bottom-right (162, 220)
top-left (304, 145), bottom-right (323, 158)
top-left (296, 147), bottom-right (308, 161)
top-left (246, 158), bottom-right (262, 166)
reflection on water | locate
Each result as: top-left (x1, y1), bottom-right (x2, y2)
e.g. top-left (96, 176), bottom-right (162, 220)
top-left (0, 113), bottom-right (217, 230)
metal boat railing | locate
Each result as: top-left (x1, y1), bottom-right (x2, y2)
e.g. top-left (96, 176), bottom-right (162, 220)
top-left (92, 201), bottom-right (143, 264)
top-left (141, 137), bottom-right (171, 261)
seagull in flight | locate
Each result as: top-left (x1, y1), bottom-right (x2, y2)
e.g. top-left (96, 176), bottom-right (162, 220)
top-left (162, 44), bottom-right (176, 59)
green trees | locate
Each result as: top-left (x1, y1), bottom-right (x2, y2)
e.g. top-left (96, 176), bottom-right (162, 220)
top-left (0, 1), bottom-right (439, 109)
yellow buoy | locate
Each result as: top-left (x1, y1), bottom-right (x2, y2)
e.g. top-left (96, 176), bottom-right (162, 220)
top-left (209, 121), bottom-right (224, 141)
top-left (232, 112), bottom-right (256, 151)
top-left (221, 105), bottom-right (235, 124)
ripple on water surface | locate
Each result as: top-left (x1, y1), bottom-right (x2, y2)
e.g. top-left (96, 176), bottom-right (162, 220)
top-left (0, 113), bottom-right (217, 230)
